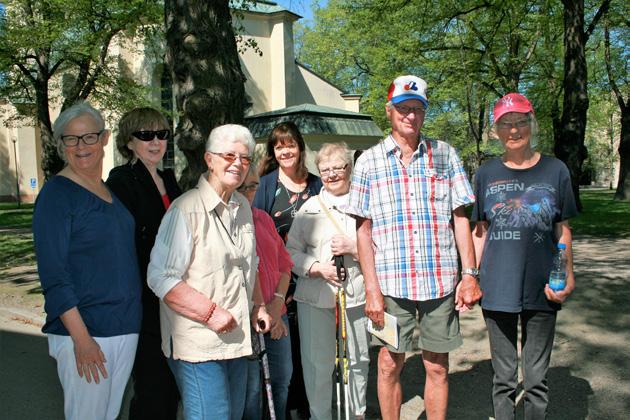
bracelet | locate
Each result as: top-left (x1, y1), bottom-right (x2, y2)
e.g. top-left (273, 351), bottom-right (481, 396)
top-left (202, 302), bottom-right (217, 324)
top-left (274, 292), bottom-right (285, 301)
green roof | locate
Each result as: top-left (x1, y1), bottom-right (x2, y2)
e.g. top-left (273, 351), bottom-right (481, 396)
top-left (245, 104), bottom-right (383, 139)
top-left (230, 1), bottom-right (301, 18)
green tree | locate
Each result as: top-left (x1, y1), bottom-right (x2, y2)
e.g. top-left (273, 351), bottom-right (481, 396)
top-left (0, 0), bottom-right (162, 177)
top-left (603, 11), bottom-right (629, 200)
top-left (165, 0), bottom-right (248, 190)
top-left (298, 0), bottom-right (561, 171)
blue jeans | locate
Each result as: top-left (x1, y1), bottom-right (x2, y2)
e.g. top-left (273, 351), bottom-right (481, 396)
top-left (167, 356), bottom-right (248, 420)
top-left (243, 315), bottom-right (293, 420)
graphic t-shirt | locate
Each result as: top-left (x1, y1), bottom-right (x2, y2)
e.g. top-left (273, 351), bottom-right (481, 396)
top-left (471, 155), bottom-right (577, 312)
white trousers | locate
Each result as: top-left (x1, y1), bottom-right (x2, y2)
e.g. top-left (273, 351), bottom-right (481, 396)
top-left (298, 303), bottom-right (370, 419)
top-left (48, 333), bottom-right (138, 420)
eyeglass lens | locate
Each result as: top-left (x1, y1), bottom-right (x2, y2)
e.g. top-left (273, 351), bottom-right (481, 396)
top-left (132, 130), bottom-right (170, 141)
top-left (61, 131), bottom-right (102, 147)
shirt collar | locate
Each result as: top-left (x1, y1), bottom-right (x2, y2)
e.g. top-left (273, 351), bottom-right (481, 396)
top-left (197, 173), bottom-right (241, 213)
top-left (384, 134), bottom-right (428, 158)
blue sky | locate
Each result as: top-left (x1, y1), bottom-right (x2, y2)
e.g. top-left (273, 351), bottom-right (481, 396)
top-left (274, 0), bottom-right (327, 23)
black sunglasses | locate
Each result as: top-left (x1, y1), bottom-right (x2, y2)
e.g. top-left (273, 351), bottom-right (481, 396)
top-left (132, 129), bottom-right (170, 141)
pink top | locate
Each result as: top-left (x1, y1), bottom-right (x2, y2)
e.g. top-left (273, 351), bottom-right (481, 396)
top-left (161, 194), bottom-right (171, 209)
top-left (253, 207), bottom-right (293, 314)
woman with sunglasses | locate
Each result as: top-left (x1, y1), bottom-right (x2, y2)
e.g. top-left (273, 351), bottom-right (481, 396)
top-left (147, 124), bottom-right (271, 420)
top-left (106, 107), bottom-right (182, 420)
top-left (253, 121), bottom-right (322, 419)
top-left (472, 93), bottom-right (577, 419)
top-left (33, 102), bottom-right (142, 419)
top-left (286, 143), bottom-right (369, 420)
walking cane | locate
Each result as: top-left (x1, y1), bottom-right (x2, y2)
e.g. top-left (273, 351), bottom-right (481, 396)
top-left (258, 320), bottom-right (276, 420)
top-left (334, 256), bottom-right (351, 420)
top-left (335, 293), bottom-right (342, 420)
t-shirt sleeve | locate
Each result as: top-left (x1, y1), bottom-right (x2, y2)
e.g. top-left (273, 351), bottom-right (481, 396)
top-left (346, 154), bottom-right (372, 219)
top-left (33, 182), bottom-right (79, 321)
top-left (448, 145), bottom-right (475, 211)
top-left (557, 161), bottom-right (578, 221)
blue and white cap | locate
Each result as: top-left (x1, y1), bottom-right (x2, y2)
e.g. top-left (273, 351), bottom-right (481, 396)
top-left (387, 75), bottom-right (429, 108)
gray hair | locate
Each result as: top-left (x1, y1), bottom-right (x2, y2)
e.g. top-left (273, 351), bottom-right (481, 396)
top-left (206, 124), bottom-right (256, 155)
top-left (52, 101), bottom-right (106, 160)
top-left (315, 142), bottom-right (353, 171)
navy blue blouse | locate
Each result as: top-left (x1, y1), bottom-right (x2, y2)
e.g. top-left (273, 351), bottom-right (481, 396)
top-left (33, 176), bottom-right (142, 337)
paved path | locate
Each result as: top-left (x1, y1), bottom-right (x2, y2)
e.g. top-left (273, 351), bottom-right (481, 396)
top-left (1, 236), bottom-right (629, 419)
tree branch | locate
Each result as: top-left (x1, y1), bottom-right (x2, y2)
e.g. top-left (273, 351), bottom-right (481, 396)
top-left (585, 0), bottom-right (611, 41)
top-left (604, 23), bottom-right (626, 110)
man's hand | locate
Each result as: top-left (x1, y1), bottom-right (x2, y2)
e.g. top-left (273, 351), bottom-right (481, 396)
top-left (455, 275), bottom-right (482, 312)
top-left (365, 288), bottom-right (386, 327)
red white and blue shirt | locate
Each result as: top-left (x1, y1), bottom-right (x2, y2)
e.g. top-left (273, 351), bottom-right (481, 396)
top-left (347, 135), bottom-right (474, 301)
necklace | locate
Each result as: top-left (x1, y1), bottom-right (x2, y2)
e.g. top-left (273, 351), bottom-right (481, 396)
top-left (280, 181), bottom-right (309, 218)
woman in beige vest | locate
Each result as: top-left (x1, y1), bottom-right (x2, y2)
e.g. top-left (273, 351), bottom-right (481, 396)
top-left (147, 124), bottom-right (271, 420)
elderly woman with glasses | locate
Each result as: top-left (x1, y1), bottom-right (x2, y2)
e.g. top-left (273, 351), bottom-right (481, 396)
top-left (106, 107), bottom-right (182, 420)
top-left (33, 102), bottom-right (142, 420)
top-left (472, 93), bottom-right (577, 419)
top-left (147, 124), bottom-right (271, 420)
top-left (286, 143), bottom-right (370, 420)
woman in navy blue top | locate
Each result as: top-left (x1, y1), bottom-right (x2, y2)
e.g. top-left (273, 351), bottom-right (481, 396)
top-left (33, 102), bottom-right (141, 420)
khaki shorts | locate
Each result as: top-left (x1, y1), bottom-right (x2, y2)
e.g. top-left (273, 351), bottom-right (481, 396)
top-left (375, 294), bottom-right (462, 354)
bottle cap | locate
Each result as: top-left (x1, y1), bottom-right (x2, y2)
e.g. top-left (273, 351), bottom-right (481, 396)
top-left (557, 243), bottom-right (566, 250)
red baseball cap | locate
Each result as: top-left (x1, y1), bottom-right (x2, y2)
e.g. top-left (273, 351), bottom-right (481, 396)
top-left (493, 93), bottom-right (534, 124)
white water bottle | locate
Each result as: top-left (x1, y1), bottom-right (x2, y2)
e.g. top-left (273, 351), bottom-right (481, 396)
top-left (548, 243), bottom-right (567, 292)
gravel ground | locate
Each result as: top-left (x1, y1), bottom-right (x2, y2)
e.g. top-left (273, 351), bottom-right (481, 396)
top-left (1, 236), bottom-right (629, 419)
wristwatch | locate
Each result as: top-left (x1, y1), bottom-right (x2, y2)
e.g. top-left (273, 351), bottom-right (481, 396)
top-left (461, 268), bottom-right (479, 279)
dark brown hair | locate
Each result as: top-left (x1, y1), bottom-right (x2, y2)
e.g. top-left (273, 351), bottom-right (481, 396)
top-left (258, 121), bottom-right (308, 180)
top-left (116, 107), bottom-right (169, 162)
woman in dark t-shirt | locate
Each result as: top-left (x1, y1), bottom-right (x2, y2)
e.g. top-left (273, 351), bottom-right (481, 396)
top-left (471, 93), bottom-right (577, 420)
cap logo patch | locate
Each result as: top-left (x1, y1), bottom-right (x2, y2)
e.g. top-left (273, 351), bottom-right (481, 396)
top-left (404, 81), bottom-right (418, 92)
top-left (501, 96), bottom-right (514, 107)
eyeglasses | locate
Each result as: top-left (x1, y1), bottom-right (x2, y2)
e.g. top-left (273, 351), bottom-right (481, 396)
top-left (132, 129), bottom-right (170, 141)
top-left (61, 130), bottom-right (105, 147)
top-left (393, 104), bottom-right (426, 115)
top-left (496, 119), bottom-right (530, 130)
top-left (211, 152), bottom-right (253, 166)
top-left (238, 182), bottom-right (259, 193)
top-left (319, 164), bottom-right (348, 177)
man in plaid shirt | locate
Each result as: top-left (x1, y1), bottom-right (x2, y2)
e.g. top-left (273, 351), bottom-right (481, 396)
top-left (347, 75), bottom-right (482, 420)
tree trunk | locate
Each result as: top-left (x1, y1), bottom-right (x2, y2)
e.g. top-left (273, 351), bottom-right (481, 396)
top-left (614, 104), bottom-right (630, 200)
top-left (556, 0), bottom-right (589, 210)
top-left (165, 0), bottom-right (247, 190)
top-left (35, 75), bottom-right (63, 178)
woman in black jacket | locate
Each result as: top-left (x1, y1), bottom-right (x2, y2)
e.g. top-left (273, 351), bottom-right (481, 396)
top-left (106, 107), bottom-right (182, 420)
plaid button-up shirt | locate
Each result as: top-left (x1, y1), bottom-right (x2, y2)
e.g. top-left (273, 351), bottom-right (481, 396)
top-left (347, 135), bottom-right (474, 301)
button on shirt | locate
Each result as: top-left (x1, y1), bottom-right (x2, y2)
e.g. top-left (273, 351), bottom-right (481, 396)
top-left (347, 135), bottom-right (474, 301)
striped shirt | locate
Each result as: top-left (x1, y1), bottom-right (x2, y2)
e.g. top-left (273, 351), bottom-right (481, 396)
top-left (347, 135), bottom-right (474, 301)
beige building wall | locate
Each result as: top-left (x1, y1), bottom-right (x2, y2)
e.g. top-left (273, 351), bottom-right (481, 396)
top-left (0, 102), bottom-right (44, 203)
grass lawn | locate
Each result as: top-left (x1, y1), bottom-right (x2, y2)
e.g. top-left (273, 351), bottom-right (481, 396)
top-left (0, 203), bottom-right (35, 268)
top-left (571, 189), bottom-right (630, 238)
